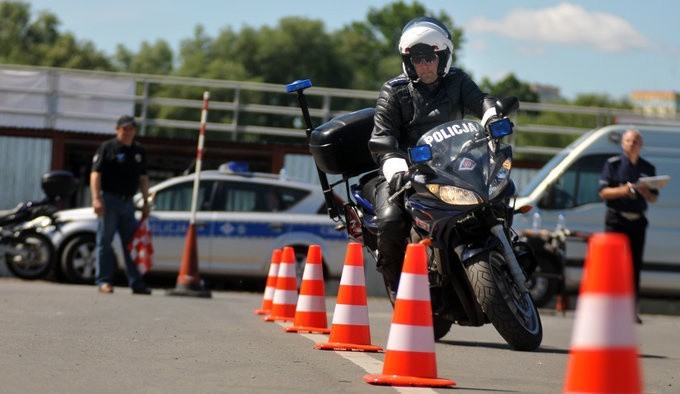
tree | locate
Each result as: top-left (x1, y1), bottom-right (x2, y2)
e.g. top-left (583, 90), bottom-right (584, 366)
top-left (114, 40), bottom-right (174, 75)
top-left (0, 1), bottom-right (112, 69)
top-left (480, 73), bottom-right (539, 103)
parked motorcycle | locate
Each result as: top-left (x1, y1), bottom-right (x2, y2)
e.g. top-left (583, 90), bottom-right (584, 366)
top-left (287, 79), bottom-right (542, 351)
top-left (521, 225), bottom-right (591, 308)
top-left (1, 171), bottom-right (77, 279)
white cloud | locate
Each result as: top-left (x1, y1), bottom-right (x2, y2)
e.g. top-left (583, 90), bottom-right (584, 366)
top-left (465, 2), bottom-right (649, 53)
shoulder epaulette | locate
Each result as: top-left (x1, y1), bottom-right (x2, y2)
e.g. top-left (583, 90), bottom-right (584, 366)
top-left (607, 156), bottom-right (621, 164)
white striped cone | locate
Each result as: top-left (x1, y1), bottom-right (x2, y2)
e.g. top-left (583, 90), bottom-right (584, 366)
top-left (285, 245), bottom-right (330, 333)
top-left (563, 232), bottom-right (641, 393)
top-left (263, 247), bottom-right (298, 322)
top-left (315, 242), bottom-right (382, 352)
top-left (365, 243), bottom-right (455, 387)
top-left (254, 249), bottom-right (281, 315)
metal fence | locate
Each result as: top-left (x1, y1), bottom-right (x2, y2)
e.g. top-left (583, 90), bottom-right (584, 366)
top-left (4, 63), bottom-right (680, 157)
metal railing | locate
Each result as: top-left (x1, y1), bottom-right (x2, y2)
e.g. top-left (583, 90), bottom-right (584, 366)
top-left (2, 64), bottom-right (679, 157)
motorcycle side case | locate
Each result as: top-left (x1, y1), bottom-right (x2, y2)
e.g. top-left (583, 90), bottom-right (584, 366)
top-left (309, 108), bottom-right (378, 177)
top-left (42, 171), bottom-right (77, 200)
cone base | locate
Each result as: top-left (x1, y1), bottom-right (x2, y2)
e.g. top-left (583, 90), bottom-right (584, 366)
top-left (285, 325), bottom-right (331, 334)
top-left (315, 342), bottom-right (383, 352)
top-left (166, 284), bottom-right (211, 298)
top-left (364, 373), bottom-right (455, 387)
top-left (253, 309), bottom-right (270, 315)
top-left (263, 315), bottom-right (294, 322)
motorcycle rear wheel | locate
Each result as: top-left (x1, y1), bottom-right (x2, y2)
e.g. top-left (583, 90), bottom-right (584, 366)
top-left (466, 250), bottom-right (543, 351)
top-left (5, 232), bottom-right (55, 279)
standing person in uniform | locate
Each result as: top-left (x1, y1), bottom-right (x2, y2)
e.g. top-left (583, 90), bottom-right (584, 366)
top-left (91, 115), bottom-right (152, 294)
top-left (368, 17), bottom-right (500, 302)
top-left (598, 129), bottom-right (658, 323)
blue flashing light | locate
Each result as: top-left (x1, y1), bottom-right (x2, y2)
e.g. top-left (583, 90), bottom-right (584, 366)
top-left (488, 118), bottom-right (513, 138)
top-left (219, 161), bottom-right (249, 173)
top-left (409, 145), bottom-right (432, 163)
top-left (286, 79), bottom-right (312, 93)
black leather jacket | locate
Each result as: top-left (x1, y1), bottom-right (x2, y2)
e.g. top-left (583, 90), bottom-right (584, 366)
top-left (369, 68), bottom-right (497, 167)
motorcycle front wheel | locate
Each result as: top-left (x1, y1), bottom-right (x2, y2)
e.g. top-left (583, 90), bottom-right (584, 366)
top-left (466, 250), bottom-right (543, 351)
top-left (5, 232), bottom-right (55, 279)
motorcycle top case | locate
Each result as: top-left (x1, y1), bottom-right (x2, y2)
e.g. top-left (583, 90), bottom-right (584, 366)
top-left (42, 170), bottom-right (78, 200)
top-left (309, 108), bottom-right (378, 177)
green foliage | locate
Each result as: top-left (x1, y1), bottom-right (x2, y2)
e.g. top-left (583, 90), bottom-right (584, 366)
top-left (0, 1), bottom-right (112, 69)
top-left (480, 73), bottom-right (539, 103)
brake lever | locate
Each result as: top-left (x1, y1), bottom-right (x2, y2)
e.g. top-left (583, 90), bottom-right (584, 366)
top-left (387, 181), bottom-right (412, 205)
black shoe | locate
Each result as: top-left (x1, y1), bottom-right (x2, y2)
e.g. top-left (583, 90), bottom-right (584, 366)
top-left (635, 314), bottom-right (642, 324)
top-left (132, 287), bottom-right (152, 295)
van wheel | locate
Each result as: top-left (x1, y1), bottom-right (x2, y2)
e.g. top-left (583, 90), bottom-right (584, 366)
top-left (60, 234), bottom-right (97, 284)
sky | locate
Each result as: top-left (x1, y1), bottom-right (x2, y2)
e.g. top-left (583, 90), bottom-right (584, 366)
top-left (22, 0), bottom-right (680, 101)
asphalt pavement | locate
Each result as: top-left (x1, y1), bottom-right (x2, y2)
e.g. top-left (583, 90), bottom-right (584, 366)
top-left (2, 278), bottom-right (680, 394)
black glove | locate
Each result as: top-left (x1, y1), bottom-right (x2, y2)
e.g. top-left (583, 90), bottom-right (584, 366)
top-left (389, 171), bottom-right (408, 194)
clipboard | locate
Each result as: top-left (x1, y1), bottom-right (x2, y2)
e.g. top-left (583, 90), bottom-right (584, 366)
top-left (636, 175), bottom-right (670, 189)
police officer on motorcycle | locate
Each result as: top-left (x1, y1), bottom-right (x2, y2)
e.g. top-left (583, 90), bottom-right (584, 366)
top-left (368, 17), bottom-right (499, 301)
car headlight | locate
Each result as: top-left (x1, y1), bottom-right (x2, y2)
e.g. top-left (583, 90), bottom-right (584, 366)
top-left (489, 159), bottom-right (512, 199)
top-left (427, 184), bottom-right (483, 205)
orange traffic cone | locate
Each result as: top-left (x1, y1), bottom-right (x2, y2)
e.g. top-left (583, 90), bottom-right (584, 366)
top-left (254, 249), bottom-right (282, 315)
top-left (563, 232), bottom-right (642, 394)
top-left (264, 246), bottom-right (298, 322)
top-left (167, 223), bottom-right (211, 298)
top-left (315, 242), bottom-right (382, 352)
top-left (555, 294), bottom-right (571, 313)
top-left (286, 245), bottom-right (331, 334)
top-left (365, 243), bottom-right (455, 387)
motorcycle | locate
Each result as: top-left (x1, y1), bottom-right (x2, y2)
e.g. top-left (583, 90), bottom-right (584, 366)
top-left (1, 171), bottom-right (77, 279)
top-left (287, 79), bottom-right (542, 351)
top-left (521, 224), bottom-right (590, 308)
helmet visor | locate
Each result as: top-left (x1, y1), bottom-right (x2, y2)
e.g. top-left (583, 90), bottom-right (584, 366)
top-left (411, 53), bottom-right (438, 65)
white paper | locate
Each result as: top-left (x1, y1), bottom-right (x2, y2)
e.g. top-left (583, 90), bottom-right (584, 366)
top-left (636, 175), bottom-right (670, 189)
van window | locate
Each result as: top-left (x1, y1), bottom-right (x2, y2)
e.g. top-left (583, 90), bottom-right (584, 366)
top-left (539, 154), bottom-right (611, 210)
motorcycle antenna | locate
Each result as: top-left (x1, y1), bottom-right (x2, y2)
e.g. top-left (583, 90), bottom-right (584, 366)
top-left (286, 79), bottom-right (340, 220)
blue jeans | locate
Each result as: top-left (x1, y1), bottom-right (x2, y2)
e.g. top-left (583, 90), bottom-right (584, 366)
top-left (95, 193), bottom-right (146, 289)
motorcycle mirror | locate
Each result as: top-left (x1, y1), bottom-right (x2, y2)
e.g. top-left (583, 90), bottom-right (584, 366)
top-left (496, 96), bottom-right (519, 117)
top-left (408, 145), bottom-right (432, 163)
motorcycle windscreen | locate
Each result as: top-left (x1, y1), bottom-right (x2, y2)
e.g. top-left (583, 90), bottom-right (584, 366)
top-left (415, 119), bottom-right (495, 199)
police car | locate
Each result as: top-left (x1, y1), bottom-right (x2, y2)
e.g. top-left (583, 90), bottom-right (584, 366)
top-left (49, 163), bottom-right (349, 284)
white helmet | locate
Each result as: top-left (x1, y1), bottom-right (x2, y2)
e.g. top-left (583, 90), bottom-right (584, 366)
top-left (398, 17), bottom-right (453, 81)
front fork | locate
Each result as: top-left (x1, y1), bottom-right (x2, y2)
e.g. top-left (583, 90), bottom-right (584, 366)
top-left (489, 224), bottom-right (528, 293)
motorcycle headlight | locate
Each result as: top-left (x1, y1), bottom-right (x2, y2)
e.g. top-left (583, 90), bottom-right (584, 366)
top-left (489, 159), bottom-right (512, 199)
top-left (427, 184), bottom-right (483, 205)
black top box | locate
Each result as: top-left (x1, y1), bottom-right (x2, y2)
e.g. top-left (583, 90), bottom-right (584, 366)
top-left (309, 108), bottom-right (378, 178)
top-left (42, 171), bottom-right (78, 201)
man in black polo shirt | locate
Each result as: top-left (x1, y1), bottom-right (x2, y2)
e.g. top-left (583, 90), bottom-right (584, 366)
top-left (91, 115), bottom-right (151, 294)
top-left (599, 129), bottom-right (659, 323)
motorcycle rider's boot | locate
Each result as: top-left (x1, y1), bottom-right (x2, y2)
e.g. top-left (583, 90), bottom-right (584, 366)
top-left (377, 257), bottom-right (403, 307)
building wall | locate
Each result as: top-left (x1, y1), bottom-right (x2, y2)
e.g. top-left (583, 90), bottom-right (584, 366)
top-left (0, 136), bottom-right (52, 210)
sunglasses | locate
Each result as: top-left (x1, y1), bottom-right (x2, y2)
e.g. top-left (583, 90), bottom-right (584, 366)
top-left (411, 53), bottom-right (438, 65)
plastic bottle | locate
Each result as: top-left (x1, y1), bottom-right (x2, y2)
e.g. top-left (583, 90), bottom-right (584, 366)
top-left (556, 212), bottom-right (566, 232)
top-left (532, 211), bottom-right (541, 231)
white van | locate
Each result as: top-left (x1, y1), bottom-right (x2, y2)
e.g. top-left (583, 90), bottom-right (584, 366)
top-left (514, 124), bottom-right (680, 296)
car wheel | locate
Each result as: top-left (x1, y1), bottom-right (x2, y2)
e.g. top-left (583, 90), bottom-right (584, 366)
top-left (60, 233), bottom-right (97, 284)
